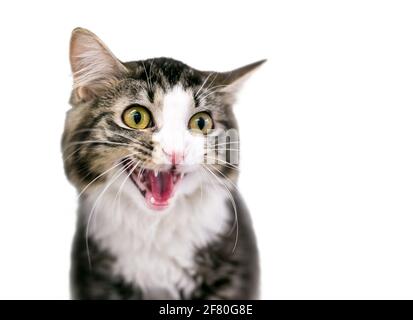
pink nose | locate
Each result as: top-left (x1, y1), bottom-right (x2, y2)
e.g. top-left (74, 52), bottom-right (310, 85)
top-left (162, 149), bottom-right (184, 165)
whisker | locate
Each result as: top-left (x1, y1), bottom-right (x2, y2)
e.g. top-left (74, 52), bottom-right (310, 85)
top-left (197, 84), bottom-right (229, 101)
top-left (204, 156), bottom-right (240, 171)
top-left (78, 152), bottom-right (141, 198)
top-left (198, 86), bottom-right (229, 103)
top-left (85, 161), bottom-right (134, 269)
top-left (208, 165), bottom-right (241, 195)
top-left (206, 148), bottom-right (240, 152)
top-left (207, 166), bottom-right (240, 247)
top-left (63, 146), bottom-right (84, 162)
top-left (141, 61), bottom-right (152, 92)
top-left (114, 160), bottom-right (141, 218)
top-left (63, 140), bottom-right (132, 151)
top-left (148, 59), bottom-right (155, 91)
top-left (195, 72), bottom-right (214, 98)
top-left (201, 165), bottom-right (239, 254)
top-left (209, 141), bottom-right (240, 147)
top-left (202, 73), bottom-right (219, 96)
top-left (63, 142), bottom-right (152, 163)
top-left (207, 165), bottom-right (243, 238)
top-left (71, 128), bottom-right (153, 148)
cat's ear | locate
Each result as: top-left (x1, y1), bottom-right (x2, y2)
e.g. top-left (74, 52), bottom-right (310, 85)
top-left (69, 27), bottom-right (128, 103)
top-left (216, 59), bottom-right (266, 94)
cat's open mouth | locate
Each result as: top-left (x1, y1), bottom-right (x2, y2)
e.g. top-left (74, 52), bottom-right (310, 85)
top-left (125, 162), bottom-right (183, 211)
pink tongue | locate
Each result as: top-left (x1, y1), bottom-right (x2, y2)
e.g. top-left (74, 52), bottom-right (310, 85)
top-left (147, 171), bottom-right (174, 206)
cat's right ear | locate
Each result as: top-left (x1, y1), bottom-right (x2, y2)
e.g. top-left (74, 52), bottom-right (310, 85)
top-left (69, 28), bottom-right (128, 104)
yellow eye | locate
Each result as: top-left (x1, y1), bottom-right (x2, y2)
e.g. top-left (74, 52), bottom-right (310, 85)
top-left (122, 105), bottom-right (152, 129)
top-left (188, 112), bottom-right (213, 134)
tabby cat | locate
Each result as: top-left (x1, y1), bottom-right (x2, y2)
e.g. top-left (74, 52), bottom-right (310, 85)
top-left (62, 27), bottom-right (264, 299)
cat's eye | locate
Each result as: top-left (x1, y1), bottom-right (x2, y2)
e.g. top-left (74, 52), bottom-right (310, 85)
top-left (122, 105), bottom-right (152, 129)
top-left (188, 112), bottom-right (213, 134)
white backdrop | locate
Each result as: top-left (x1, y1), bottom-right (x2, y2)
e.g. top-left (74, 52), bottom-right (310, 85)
top-left (0, 0), bottom-right (412, 299)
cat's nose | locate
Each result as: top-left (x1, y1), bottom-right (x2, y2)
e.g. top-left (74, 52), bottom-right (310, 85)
top-left (162, 149), bottom-right (184, 165)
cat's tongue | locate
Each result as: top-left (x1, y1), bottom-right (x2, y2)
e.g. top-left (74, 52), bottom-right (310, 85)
top-left (145, 170), bottom-right (174, 210)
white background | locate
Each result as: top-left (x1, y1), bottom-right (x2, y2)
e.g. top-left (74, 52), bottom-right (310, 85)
top-left (0, 0), bottom-right (412, 299)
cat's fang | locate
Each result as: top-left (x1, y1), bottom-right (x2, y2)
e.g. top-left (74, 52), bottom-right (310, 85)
top-left (126, 164), bottom-right (184, 211)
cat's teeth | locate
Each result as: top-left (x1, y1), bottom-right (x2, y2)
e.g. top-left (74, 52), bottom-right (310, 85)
top-left (180, 173), bottom-right (184, 179)
top-left (150, 196), bottom-right (155, 204)
top-left (154, 170), bottom-right (159, 177)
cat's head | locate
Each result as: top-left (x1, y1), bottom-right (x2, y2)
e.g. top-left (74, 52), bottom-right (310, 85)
top-left (62, 28), bottom-right (264, 212)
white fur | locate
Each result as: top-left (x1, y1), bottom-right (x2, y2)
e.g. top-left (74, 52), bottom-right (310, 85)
top-left (83, 86), bottom-right (230, 299)
top-left (85, 173), bottom-right (230, 299)
top-left (152, 86), bottom-right (205, 168)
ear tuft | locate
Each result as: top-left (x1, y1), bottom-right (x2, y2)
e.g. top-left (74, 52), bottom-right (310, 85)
top-left (69, 28), bottom-right (128, 103)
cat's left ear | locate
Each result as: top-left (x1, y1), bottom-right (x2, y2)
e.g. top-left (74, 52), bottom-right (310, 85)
top-left (216, 59), bottom-right (267, 94)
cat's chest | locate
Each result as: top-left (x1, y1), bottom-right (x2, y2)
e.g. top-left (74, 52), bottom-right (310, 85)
top-left (85, 187), bottom-right (229, 298)
top-left (103, 224), bottom-right (197, 298)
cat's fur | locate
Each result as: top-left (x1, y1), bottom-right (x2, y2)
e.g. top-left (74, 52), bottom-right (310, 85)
top-left (62, 28), bottom-right (264, 299)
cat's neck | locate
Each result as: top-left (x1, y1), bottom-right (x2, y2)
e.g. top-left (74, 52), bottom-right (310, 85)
top-left (79, 182), bottom-right (231, 298)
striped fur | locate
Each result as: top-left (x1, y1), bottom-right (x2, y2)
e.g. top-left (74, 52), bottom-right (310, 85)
top-left (62, 28), bottom-right (264, 299)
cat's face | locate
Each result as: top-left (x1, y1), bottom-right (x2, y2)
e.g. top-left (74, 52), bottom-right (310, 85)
top-left (62, 28), bottom-right (264, 212)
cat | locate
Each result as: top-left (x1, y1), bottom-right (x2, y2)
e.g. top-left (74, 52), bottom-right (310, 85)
top-left (62, 27), bottom-right (265, 299)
